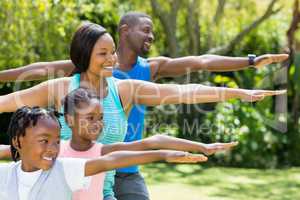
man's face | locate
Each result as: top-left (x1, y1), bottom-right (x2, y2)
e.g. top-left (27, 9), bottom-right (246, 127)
top-left (127, 17), bottom-right (154, 56)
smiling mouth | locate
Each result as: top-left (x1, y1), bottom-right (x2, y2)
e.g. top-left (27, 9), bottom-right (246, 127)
top-left (103, 66), bottom-right (113, 70)
top-left (43, 157), bottom-right (54, 161)
top-left (88, 129), bottom-right (102, 137)
top-left (144, 42), bottom-right (152, 48)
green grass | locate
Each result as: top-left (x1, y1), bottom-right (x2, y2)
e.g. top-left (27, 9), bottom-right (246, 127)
top-left (2, 160), bottom-right (299, 199)
top-left (141, 164), bottom-right (300, 200)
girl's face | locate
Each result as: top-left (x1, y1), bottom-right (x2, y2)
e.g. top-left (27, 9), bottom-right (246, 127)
top-left (70, 99), bottom-right (103, 141)
top-left (88, 33), bottom-right (117, 77)
top-left (15, 117), bottom-right (60, 172)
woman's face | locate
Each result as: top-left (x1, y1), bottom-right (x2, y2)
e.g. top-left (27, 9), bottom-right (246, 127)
top-left (15, 117), bottom-right (61, 172)
top-left (88, 33), bottom-right (117, 77)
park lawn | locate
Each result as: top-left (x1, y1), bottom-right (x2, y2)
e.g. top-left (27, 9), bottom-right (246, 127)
top-left (141, 164), bottom-right (300, 200)
top-left (1, 160), bottom-right (299, 199)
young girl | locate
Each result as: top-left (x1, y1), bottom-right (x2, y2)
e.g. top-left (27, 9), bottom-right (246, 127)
top-left (0, 106), bottom-right (207, 200)
top-left (59, 88), bottom-right (237, 200)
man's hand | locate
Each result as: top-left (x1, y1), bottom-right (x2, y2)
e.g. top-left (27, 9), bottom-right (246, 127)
top-left (240, 89), bottom-right (286, 102)
top-left (254, 54), bottom-right (289, 69)
top-left (202, 142), bottom-right (238, 156)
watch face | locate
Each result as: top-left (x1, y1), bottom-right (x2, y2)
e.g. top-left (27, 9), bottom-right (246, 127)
top-left (248, 54), bottom-right (256, 65)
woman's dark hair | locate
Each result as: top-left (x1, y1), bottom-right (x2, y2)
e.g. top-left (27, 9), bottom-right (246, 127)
top-left (70, 22), bottom-right (107, 73)
top-left (7, 106), bottom-right (61, 161)
top-left (63, 88), bottom-right (99, 116)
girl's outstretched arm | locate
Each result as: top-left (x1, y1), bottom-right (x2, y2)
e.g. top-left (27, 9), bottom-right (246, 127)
top-left (85, 150), bottom-right (207, 176)
top-left (102, 135), bottom-right (238, 156)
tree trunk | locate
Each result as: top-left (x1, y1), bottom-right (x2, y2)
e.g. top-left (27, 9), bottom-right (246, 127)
top-left (208, 0), bottom-right (281, 54)
top-left (287, 0), bottom-right (300, 129)
top-left (150, 0), bottom-right (181, 57)
top-left (185, 0), bottom-right (201, 55)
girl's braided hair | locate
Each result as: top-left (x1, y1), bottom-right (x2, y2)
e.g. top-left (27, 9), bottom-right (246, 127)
top-left (7, 106), bottom-right (61, 161)
top-left (63, 88), bottom-right (99, 116)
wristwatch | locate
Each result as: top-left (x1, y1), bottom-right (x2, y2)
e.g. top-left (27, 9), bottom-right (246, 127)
top-left (248, 54), bottom-right (256, 66)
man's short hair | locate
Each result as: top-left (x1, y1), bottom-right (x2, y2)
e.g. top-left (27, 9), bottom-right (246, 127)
top-left (118, 11), bottom-right (151, 32)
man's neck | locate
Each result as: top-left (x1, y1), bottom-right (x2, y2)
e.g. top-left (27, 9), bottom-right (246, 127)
top-left (117, 45), bottom-right (138, 71)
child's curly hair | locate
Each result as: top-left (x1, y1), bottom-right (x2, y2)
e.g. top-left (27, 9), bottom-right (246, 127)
top-left (63, 88), bottom-right (99, 116)
top-left (7, 106), bottom-right (61, 161)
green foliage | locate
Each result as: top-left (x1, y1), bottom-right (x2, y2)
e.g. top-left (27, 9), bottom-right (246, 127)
top-left (0, 0), bottom-right (79, 69)
top-left (202, 100), bottom-right (289, 168)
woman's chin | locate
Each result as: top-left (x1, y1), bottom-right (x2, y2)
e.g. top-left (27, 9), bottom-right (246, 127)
top-left (102, 70), bottom-right (113, 77)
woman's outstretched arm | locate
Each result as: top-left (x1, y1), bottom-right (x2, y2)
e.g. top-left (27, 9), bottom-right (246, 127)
top-left (118, 79), bottom-right (286, 109)
top-left (0, 78), bottom-right (68, 112)
top-left (0, 60), bottom-right (74, 82)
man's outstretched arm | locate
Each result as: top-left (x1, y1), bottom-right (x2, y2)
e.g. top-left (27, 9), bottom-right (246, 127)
top-left (0, 60), bottom-right (75, 82)
top-left (149, 54), bottom-right (289, 80)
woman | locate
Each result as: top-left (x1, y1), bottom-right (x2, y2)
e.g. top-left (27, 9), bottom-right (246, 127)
top-left (0, 22), bottom-right (285, 200)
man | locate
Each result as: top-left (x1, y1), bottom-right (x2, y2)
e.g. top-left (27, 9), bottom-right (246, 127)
top-left (0, 11), bottom-right (288, 200)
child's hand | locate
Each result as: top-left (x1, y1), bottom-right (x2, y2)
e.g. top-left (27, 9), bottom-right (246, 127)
top-left (165, 151), bottom-right (208, 163)
top-left (202, 142), bottom-right (238, 156)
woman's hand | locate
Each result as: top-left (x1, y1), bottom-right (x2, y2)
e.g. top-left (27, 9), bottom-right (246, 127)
top-left (239, 89), bottom-right (286, 102)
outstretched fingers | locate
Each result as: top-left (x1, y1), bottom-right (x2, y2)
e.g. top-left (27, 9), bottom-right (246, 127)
top-left (258, 90), bottom-right (286, 96)
top-left (255, 54), bottom-right (289, 68)
top-left (166, 153), bottom-right (208, 163)
top-left (270, 54), bottom-right (289, 63)
top-left (215, 142), bottom-right (239, 151)
top-left (250, 90), bottom-right (286, 102)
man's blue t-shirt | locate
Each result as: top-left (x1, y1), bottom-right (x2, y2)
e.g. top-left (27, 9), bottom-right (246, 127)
top-left (112, 56), bottom-right (151, 173)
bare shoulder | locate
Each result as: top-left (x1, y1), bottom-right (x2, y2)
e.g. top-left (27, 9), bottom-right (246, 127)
top-left (115, 79), bottom-right (147, 111)
top-left (116, 79), bottom-right (147, 91)
top-left (147, 57), bottom-right (172, 80)
top-left (148, 56), bottom-right (170, 62)
top-left (148, 56), bottom-right (170, 66)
